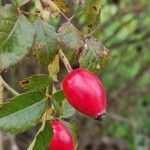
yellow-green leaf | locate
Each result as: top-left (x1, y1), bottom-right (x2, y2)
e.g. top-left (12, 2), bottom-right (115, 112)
top-left (84, 0), bottom-right (102, 33)
top-left (48, 55), bottom-right (60, 81)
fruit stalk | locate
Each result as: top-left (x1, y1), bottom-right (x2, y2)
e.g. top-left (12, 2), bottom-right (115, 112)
top-left (49, 120), bottom-right (75, 150)
top-left (59, 49), bottom-right (73, 72)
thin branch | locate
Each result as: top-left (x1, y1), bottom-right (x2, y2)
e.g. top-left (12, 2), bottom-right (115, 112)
top-left (59, 49), bottom-right (73, 72)
top-left (0, 75), bottom-right (19, 96)
top-left (108, 112), bottom-right (137, 129)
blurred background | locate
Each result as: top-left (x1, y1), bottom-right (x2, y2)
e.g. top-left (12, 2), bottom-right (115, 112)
top-left (0, 0), bottom-right (150, 150)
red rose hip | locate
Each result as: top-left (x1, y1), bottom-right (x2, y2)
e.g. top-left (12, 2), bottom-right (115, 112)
top-left (49, 120), bottom-right (74, 150)
top-left (62, 69), bottom-right (106, 118)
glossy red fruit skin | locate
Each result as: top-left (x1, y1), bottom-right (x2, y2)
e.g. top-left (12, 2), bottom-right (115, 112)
top-left (49, 121), bottom-right (74, 150)
top-left (62, 69), bottom-right (106, 118)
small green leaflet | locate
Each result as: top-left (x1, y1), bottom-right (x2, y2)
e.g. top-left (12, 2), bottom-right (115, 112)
top-left (62, 100), bottom-right (75, 118)
top-left (51, 90), bottom-right (65, 116)
top-left (19, 74), bottom-right (51, 91)
top-left (28, 120), bottom-right (53, 150)
top-left (52, 90), bottom-right (65, 106)
top-left (51, 90), bottom-right (75, 118)
top-left (0, 91), bottom-right (47, 133)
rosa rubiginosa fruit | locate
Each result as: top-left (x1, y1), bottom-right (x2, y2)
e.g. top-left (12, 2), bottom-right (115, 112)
top-left (62, 69), bottom-right (106, 119)
top-left (58, 22), bottom-right (84, 66)
top-left (32, 19), bottom-right (60, 65)
top-left (49, 120), bottom-right (75, 150)
top-left (79, 38), bottom-right (110, 75)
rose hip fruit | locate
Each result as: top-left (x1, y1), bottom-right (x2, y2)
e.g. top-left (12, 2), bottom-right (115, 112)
top-left (62, 69), bottom-right (106, 118)
top-left (49, 120), bottom-right (74, 150)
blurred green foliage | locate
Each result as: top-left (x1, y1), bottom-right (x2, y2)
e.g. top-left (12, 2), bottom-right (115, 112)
top-left (99, 0), bottom-right (150, 149)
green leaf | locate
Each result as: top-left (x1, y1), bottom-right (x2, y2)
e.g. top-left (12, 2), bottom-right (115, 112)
top-left (33, 19), bottom-right (60, 65)
top-left (28, 120), bottom-right (53, 150)
top-left (12, 0), bottom-right (30, 6)
top-left (79, 38), bottom-right (110, 74)
top-left (19, 74), bottom-right (51, 91)
top-left (52, 90), bottom-right (65, 106)
top-left (0, 91), bottom-right (46, 133)
top-left (51, 90), bottom-right (65, 116)
top-left (58, 22), bottom-right (84, 65)
top-left (62, 100), bottom-right (75, 118)
top-left (51, 90), bottom-right (75, 118)
top-left (0, 5), bottom-right (35, 72)
top-left (51, 99), bottom-right (62, 116)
